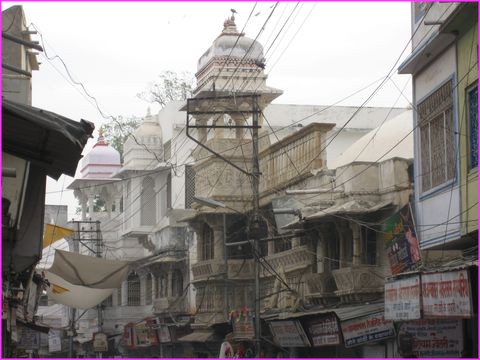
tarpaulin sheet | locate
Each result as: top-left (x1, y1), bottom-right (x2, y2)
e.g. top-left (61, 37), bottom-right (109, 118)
top-left (44, 271), bottom-right (113, 309)
top-left (49, 250), bottom-right (129, 289)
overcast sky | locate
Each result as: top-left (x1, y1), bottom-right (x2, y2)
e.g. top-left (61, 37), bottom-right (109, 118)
top-left (4, 1), bottom-right (413, 219)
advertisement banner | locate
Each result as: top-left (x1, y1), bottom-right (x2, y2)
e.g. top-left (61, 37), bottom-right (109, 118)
top-left (145, 318), bottom-right (159, 346)
top-left (17, 327), bottom-right (40, 350)
top-left (48, 329), bottom-right (62, 353)
top-left (341, 312), bottom-right (394, 348)
top-left (232, 317), bottom-right (255, 340)
top-left (383, 204), bottom-right (421, 274)
top-left (421, 270), bottom-right (472, 318)
top-left (305, 313), bottom-right (341, 347)
top-left (269, 320), bottom-right (311, 347)
top-left (398, 319), bottom-right (463, 357)
top-left (384, 275), bottom-right (421, 320)
top-left (123, 323), bottom-right (135, 348)
top-left (93, 332), bottom-right (108, 352)
top-left (135, 321), bottom-right (150, 347)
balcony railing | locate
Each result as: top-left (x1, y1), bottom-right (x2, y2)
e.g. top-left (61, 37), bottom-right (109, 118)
top-left (192, 259), bottom-right (255, 282)
top-left (153, 296), bottom-right (187, 314)
top-left (332, 265), bottom-right (385, 301)
top-left (263, 245), bottom-right (315, 275)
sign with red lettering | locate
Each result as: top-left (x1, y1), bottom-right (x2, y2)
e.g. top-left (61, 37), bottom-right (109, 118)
top-left (421, 270), bottom-right (472, 318)
top-left (341, 312), bottom-right (394, 348)
top-left (269, 320), bottom-right (311, 347)
top-left (398, 319), bottom-right (463, 357)
top-left (305, 313), bottom-right (341, 347)
top-left (384, 275), bottom-right (421, 320)
top-left (123, 323), bottom-right (136, 348)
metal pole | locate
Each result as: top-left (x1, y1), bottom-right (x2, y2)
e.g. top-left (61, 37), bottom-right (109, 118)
top-left (223, 213), bottom-right (229, 320)
top-left (95, 221), bottom-right (103, 358)
top-left (251, 97), bottom-right (261, 358)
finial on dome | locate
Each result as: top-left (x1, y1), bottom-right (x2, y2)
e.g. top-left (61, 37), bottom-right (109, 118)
top-left (98, 126), bottom-right (105, 137)
top-left (223, 10), bottom-right (238, 34)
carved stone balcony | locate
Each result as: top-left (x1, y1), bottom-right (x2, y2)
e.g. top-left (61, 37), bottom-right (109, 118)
top-left (153, 296), bottom-right (187, 314)
top-left (192, 259), bottom-right (255, 282)
top-left (332, 265), bottom-right (385, 302)
top-left (304, 273), bottom-right (337, 306)
top-left (263, 245), bottom-right (315, 275)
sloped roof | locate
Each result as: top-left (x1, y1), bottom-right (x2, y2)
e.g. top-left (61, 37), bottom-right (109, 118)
top-left (2, 98), bottom-right (95, 179)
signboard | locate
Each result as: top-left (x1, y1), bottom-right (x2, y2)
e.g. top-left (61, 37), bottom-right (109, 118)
top-left (269, 320), bottom-right (310, 347)
top-left (48, 329), bottom-right (62, 353)
top-left (341, 312), bottom-right (394, 348)
top-left (398, 319), bottom-right (463, 357)
top-left (17, 327), bottom-right (40, 350)
top-left (383, 204), bottom-right (421, 274)
top-left (384, 275), bottom-right (421, 320)
top-left (305, 313), bottom-right (341, 347)
top-left (93, 332), bottom-right (108, 352)
top-left (123, 323), bottom-right (135, 348)
top-left (421, 270), bottom-right (472, 318)
top-left (135, 322), bottom-right (150, 347)
top-left (145, 318), bottom-right (160, 345)
top-left (157, 325), bottom-right (172, 343)
top-left (233, 317), bottom-right (255, 340)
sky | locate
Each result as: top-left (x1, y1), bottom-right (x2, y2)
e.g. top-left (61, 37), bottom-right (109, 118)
top-left (3, 1), bottom-right (413, 220)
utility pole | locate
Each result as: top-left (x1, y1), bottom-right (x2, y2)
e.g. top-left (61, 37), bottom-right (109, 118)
top-left (94, 221), bottom-right (104, 359)
top-left (251, 97), bottom-right (262, 358)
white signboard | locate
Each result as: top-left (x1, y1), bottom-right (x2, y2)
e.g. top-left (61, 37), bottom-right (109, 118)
top-left (421, 270), bottom-right (472, 318)
top-left (384, 275), bottom-right (421, 320)
top-left (93, 332), bottom-right (108, 352)
top-left (341, 312), bottom-right (394, 348)
top-left (48, 330), bottom-right (62, 353)
top-left (398, 319), bottom-right (463, 358)
top-left (306, 313), bottom-right (341, 347)
top-left (269, 321), bottom-right (310, 347)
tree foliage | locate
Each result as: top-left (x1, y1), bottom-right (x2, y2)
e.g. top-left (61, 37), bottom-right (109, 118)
top-left (137, 70), bottom-right (195, 108)
top-left (102, 115), bottom-right (141, 160)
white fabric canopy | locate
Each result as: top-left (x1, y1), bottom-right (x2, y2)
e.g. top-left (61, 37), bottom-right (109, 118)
top-left (49, 250), bottom-right (130, 289)
top-left (44, 271), bottom-right (114, 309)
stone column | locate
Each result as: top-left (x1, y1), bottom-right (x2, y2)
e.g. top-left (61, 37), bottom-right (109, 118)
top-left (81, 201), bottom-right (87, 221)
top-left (152, 274), bottom-right (158, 299)
top-left (292, 236), bottom-right (301, 249)
top-left (115, 197), bottom-right (121, 214)
top-left (195, 115), bottom-right (209, 143)
top-left (167, 270), bottom-right (173, 298)
top-left (350, 222), bottom-right (362, 266)
top-left (121, 281), bottom-right (128, 306)
top-left (232, 114), bottom-right (245, 139)
top-left (316, 232), bottom-right (327, 273)
top-left (212, 225), bottom-right (225, 261)
top-left (214, 114), bottom-right (225, 138)
top-left (267, 240), bottom-right (275, 256)
top-left (87, 195), bottom-right (94, 218)
top-left (140, 276), bottom-right (147, 305)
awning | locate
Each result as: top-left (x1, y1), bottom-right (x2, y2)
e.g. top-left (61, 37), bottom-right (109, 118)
top-left (264, 302), bottom-right (384, 322)
top-left (44, 270), bottom-right (114, 309)
top-left (177, 330), bottom-right (220, 343)
top-left (49, 250), bottom-right (130, 289)
top-left (282, 200), bottom-right (393, 229)
top-left (43, 224), bottom-right (75, 249)
top-left (2, 98), bottom-right (94, 179)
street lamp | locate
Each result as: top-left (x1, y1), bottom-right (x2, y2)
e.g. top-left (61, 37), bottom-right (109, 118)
top-left (193, 196), bottom-right (229, 320)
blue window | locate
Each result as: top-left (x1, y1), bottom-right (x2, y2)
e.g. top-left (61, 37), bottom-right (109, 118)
top-left (468, 85), bottom-right (478, 169)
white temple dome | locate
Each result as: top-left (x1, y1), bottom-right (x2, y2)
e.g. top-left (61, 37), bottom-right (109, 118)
top-left (330, 110), bottom-right (413, 169)
top-left (197, 14), bottom-right (264, 72)
top-left (123, 108), bottom-right (164, 170)
top-left (80, 133), bottom-right (121, 179)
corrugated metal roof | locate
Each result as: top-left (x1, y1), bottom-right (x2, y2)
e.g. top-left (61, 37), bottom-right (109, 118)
top-left (2, 98), bottom-right (94, 179)
top-left (265, 302), bottom-right (384, 322)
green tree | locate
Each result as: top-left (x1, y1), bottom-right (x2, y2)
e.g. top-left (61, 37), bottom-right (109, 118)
top-left (102, 115), bottom-right (141, 160)
top-left (137, 70), bottom-right (194, 108)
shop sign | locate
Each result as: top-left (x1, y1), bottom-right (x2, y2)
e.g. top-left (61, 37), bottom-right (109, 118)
top-left (48, 329), bottom-right (62, 353)
top-left (135, 321), bottom-right (151, 347)
top-left (17, 327), bottom-right (40, 350)
top-left (230, 307), bottom-right (255, 340)
top-left (145, 318), bottom-right (160, 345)
top-left (421, 270), bottom-right (472, 318)
top-left (269, 320), bottom-right (311, 347)
top-left (123, 323), bottom-right (136, 348)
top-left (383, 204), bottom-right (421, 275)
top-left (398, 319), bottom-right (463, 357)
top-left (157, 325), bottom-right (172, 343)
top-left (341, 312), bottom-right (394, 348)
top-left (384, 275), bottom-right (421, 320)
top-left (305, 313), bottom-right (341, 347)
top-left (93, 332), bottom-right (108, 352)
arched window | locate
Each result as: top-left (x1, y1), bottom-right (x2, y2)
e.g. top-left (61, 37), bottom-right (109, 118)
top-left (140, 176), bottom-right (156, 225)
top-left (202, 224), bottom-right (214, 260)
top-left (127, 272), bottom-right (140, 306)
top-left (171, 270), bottom-right (184, 298)
top-left (145, 273), bottom-right (153, 305)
